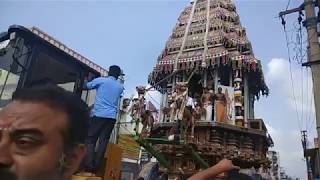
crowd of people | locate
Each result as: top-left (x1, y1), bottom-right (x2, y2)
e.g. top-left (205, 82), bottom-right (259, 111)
top-left (170, 85), bottom-right (228, 123)
top-left (0, 65), bottom-right (246, 180)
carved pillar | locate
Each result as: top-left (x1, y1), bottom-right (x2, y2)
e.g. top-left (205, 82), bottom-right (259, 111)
top-left (249, 93), bottom-right (255, 119)
top-left (172, 75), bottom-right (176, 93)
top-left (229, 68), bottom-right (233, 86)
top-left (244, 73), bottom-right (249, 127)
top-left (214, 70), bottom-right (219, 122)
top-left (234, 69), bottom-right (244, 127)
top-left (214, 70), bottom-right (219, 92)
top-left (203, 70), bottom-right (208, 87)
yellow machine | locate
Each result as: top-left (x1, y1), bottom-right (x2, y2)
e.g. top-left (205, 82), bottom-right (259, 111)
top-left (72, 144), bottom-right (123, 180)
top-left (72, 175), bottom-right (102, 180)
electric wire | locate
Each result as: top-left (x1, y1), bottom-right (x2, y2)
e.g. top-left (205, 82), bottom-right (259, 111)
top-left (286, 0), bottom-right (291, 11)
top-left (300, 21), bottom-right (304, 127)
top-left (281, 14), bottom-right (314, 133)
top-left (299, 28), bottom-right (305, 129)
top-left (301, 66), bottom-right (304, 129)
top-left (306, 68), bottom-right (311, 132)
top-left (309, 79), bottom-right (316, 134)
top-left (296, 13), bottom-right (313, 133)
top-left (281, 16), bottom-right (303, 131)
top-left (308, 68), bottom-right (315, 132)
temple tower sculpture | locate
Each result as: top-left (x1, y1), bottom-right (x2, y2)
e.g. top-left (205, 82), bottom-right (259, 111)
top-left (139, 0), bottom-right (272, 178)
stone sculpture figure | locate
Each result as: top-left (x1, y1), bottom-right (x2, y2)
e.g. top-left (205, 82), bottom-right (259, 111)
top-left (168, 82), bottom-right (195, 139)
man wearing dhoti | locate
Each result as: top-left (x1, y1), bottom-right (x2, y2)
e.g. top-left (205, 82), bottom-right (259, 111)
top-left (201, 87), bottom-right (214, 121)
top-left (169, 82), bottom-right (188, 122)
top-left (214, 87), bottom-right (227, 122)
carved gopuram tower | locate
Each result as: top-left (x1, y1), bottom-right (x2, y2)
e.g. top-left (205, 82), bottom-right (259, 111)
top-left (141, 0), bottom-right (273, 179)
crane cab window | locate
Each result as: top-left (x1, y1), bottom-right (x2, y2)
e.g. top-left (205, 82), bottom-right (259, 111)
top-left (29, 52), bottom-right (78, 92)
top-left (0, 38), bottom-right (25, 107)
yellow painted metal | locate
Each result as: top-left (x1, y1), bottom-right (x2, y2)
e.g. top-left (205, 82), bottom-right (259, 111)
top-left (104, 144), bottom-right (123, 180)
top-left (71, 175), bottom-right (102, 180)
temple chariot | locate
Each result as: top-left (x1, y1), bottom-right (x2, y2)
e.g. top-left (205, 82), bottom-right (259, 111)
top-left (131, 0), bottom-right (273, 179)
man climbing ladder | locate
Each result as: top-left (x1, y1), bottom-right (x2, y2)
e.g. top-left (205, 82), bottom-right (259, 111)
top-left (82, 65), bottom-right (124, 173)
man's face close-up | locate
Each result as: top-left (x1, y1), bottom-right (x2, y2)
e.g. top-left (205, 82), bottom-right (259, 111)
top-left (0, 101), bottom-right (68, 180)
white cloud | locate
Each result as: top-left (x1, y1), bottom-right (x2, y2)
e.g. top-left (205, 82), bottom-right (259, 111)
top-left (267, 58), bottom-right (288, 81)
top-left (262, 58), bottom-right (317, 178)
top-left (266, 58), bottom-right (315, 117)
top-left (266, 123), bottom-right (307, 179)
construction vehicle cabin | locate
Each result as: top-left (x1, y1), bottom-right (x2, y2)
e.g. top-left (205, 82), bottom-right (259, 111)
top-left (0, 25), bottom-right (108, 106)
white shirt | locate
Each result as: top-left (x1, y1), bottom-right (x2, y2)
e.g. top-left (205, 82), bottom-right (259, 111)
top-left (187, 97), bottom-right (195, 108)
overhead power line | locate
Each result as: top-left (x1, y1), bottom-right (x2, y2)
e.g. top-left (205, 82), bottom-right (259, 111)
top-left (281, 16), bottom-right (303, 131)
top-left (286, 0), bottom-right (292, 11)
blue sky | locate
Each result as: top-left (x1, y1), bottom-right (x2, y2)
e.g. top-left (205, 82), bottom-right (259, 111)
top-left (0, 0), bottom-right (314, 178)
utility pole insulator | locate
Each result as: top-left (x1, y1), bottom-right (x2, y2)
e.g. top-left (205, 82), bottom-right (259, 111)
top-left (281, 17), bottom-right (286, 26)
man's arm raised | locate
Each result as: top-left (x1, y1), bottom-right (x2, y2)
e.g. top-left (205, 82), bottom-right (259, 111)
top-left (84, 77), bottom-right (103, 90)
top-left (188, 159), bottom-right (240, 180)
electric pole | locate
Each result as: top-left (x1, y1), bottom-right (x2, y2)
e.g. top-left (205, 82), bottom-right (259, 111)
top-left (303, 0), bottom-right (320, 144)
top-left (303, 2), bottom-right (320, 177)
top-left (279, 0), bottom-right (320, 176)
top-left (301, 130), bottom-right (313, 180)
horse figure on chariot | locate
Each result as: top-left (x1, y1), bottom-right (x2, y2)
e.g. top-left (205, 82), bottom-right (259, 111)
top-left (129, 86), bottom-right (154, 138)
top-left (166, 82), bottom-right (195, 141)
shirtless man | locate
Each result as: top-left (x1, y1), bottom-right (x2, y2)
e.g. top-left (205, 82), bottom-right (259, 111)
top-left (136, 86), bottom-right (146, 115)
top-left (169, 94), bottom-right (177, 122)
top-left (168, 82), bottom-right (195, 139)
top-left (129, 98), bottom-right (140, 121)
top-left (140, 110), bottom-right (154, 138)
top-left (134, 86), bottom-right (147, 134)
top-left (201, 87), bottom-right (214, 121)
top-left (169, 82), bottom-right (188, 122)
top-left (193, 104), bottom-right (203, 122)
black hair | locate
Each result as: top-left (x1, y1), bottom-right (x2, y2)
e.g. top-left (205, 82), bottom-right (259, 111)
top-left (108, 65), bottom-right (121, 79)
top-left (12, 84), bottom-right (89, 148)
top-left (29, 78), bottom-right (55, 87)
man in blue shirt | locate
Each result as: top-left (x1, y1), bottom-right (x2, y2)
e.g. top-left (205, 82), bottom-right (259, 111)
top-left (83, 65), bottom-right (124, 173)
